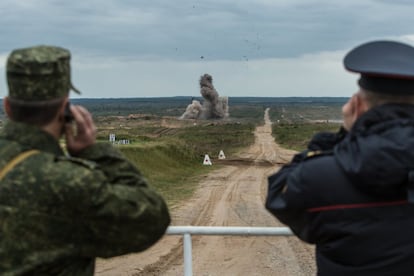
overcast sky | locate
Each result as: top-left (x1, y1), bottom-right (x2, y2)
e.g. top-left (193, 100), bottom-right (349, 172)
top-left (1, 0), bottom-right (414, 98)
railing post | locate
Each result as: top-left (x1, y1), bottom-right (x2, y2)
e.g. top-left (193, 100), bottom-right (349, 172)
top-left (183, 233), bottom-right (193, 276)
top-left (165, 226), bottom-right (293, 275)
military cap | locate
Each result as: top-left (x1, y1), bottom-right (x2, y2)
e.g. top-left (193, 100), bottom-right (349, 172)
top-left (6, 45), bottom-right (80, 101)
top-left (344, 40), bottom-right (414, 95)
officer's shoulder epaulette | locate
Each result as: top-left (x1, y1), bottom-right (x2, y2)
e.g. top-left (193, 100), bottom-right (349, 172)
top-left (56, 155), bottom-right (98, 169)
top-left (305, 150), bottom-right (333, 160)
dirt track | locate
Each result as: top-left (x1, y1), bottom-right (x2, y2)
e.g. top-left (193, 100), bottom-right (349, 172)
top-left (95, 108), bottom-right (316, 276)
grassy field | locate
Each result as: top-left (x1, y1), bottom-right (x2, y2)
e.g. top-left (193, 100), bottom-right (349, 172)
top-left (268, 102), bottom-right (344, 123)
top-left (118, 143), bottom-right (210, 206)
top-left (267, 101), bottom-right (344, 151)
top-left (272, 122), bottom-right (342, 151)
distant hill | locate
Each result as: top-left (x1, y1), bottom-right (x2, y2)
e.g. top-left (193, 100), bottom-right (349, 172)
top-left (0, 97), bottom-right (347, 119)
top-left (70, 96), bottom-right (348, 105)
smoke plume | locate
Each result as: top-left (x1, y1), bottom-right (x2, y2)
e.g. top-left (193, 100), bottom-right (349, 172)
top-left (180, 74), bottom-right (229, 120)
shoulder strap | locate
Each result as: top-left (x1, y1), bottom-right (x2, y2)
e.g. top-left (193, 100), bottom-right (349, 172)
top-left (305, 149), bottom-right (333, 159)
top-left (0, 150), bottom-right (40, 181)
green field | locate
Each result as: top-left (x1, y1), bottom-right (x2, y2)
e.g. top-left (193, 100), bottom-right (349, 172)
top-left (272, 122), bottom-right (341, 151)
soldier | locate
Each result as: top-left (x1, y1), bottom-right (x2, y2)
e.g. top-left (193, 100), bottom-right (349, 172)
top-left (0, 45), bottom-right (170, 275)
top-left (266, 40), bottom-right (414, 275)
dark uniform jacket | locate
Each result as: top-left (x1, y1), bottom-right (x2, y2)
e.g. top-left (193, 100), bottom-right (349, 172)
top-left (266, 104), bottom-right (414, 276)
top-left (0, 121), bottom-right (170, 275)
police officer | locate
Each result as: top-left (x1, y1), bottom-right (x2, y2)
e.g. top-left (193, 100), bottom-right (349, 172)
top-left (0, 45), bottom-right (170, 275)
top-left (266, 40), bottom-right (414, 275)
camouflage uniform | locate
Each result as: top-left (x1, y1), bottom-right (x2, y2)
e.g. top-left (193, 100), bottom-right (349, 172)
top-left (0, 46), bottom-right (170, 275)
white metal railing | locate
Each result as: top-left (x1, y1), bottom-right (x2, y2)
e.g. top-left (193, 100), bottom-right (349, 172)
top-left (165, 226), bottom-right (293, 276)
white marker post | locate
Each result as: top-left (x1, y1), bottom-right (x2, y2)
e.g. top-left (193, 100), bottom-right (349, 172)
top-left (203, 154), bottom-right (212, 165)
top-left (218, 150), bottom-right (226, 160)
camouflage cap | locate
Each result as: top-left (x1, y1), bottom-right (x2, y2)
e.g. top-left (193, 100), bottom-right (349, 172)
top-left (6, 45), bottom-right (80, 101)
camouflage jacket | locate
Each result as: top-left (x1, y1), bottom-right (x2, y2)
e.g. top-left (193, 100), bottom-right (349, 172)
top-left (0, 121), bottom-right (170, 275)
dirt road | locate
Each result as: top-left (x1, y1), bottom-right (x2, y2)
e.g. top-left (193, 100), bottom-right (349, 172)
top-left (95, 108), bottom-right (316, 276)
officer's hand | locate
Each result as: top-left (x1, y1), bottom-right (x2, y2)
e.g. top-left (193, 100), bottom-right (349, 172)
top-left (65, 105), bottom-right (97, 155)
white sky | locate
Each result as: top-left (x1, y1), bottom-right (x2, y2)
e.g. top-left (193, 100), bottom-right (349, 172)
top-left (1, 0), bottom-right (414, 98)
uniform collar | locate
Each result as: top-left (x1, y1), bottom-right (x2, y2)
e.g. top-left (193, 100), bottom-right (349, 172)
top-left (0, 121), bottom-right (65, 156)
top-left (351, 103), bottom-right (414, 134)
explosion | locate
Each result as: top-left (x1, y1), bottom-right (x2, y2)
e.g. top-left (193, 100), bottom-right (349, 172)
top-left (180, 74), bottom-right (229, 120)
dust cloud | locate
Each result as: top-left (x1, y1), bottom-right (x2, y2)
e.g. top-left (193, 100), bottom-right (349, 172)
top-left (180, 74), bottom-right (229, 120)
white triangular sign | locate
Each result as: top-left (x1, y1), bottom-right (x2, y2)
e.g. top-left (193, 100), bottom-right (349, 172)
top-left (203, 154), bottom-right (212, 165)
top-left (218, 150), bottom-right (226, 160)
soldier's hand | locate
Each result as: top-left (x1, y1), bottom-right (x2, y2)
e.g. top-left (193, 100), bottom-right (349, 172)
top-left (65, 105), bottom-right (97, 155)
